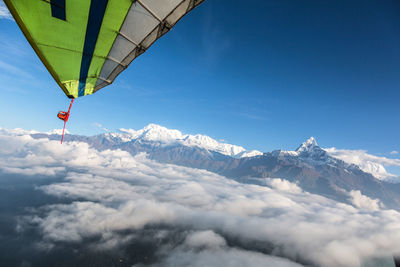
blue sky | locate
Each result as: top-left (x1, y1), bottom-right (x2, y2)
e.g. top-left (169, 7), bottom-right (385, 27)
top-left (0, 0), bottom-right (399, 157)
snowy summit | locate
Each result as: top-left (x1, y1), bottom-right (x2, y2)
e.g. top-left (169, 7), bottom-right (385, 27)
top-left (296, 137), bottom-right (318, 153)
top-left (106, 124), bottom-right (263, 158)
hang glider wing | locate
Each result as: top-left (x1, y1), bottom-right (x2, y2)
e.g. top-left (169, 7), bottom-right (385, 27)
top-left (4, 0), bottom-right (204, 98)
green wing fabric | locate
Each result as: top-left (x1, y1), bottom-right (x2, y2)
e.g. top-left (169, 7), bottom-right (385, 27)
top-left (4, 0), bottom-right (204, 98)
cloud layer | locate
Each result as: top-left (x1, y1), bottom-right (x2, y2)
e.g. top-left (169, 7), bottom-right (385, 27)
top-left (1, 129), bottom-right (400, 266)
top-left (325, 147), bottom-right (400, 181)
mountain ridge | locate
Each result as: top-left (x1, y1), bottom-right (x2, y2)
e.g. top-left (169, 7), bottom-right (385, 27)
top-left (27, 124), bottom-right (400, 210)
top-left (29, 124), bottom-right (398, 181)
top-left (100, 124), bottom-right (263, 158)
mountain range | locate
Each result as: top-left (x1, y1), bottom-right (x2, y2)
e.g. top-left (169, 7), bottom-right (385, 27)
top-left (31, 124), bottom-right (400, 210)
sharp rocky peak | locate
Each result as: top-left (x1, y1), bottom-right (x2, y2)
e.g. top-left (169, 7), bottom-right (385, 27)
top-left (296, 137), bottom-right (319, 152)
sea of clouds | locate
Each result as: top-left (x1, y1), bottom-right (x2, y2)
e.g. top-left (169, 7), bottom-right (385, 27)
top-left (0, 128), bottom-right (400, 267)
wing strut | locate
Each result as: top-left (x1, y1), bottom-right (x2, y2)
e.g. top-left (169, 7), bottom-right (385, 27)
top-left (57, 98), bottom-right (74, 144)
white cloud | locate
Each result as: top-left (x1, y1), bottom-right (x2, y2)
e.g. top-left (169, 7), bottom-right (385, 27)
top-left (184, 230), bottom-right (227, 249)
top-left (46, 129), bottom-right (70, 135)
top-left (348, 190), bottom-right (383, 211)
top-left (2, 130), bottom-right (400, 266)
top-left (265, 178), bottom-right (302, 194)
top-left (325, 147), bottom-right (400, 180)
top-left (390, 151), bottom-right (399, 155)
top-left (0, 1), bottom-right (12, 20)
top-left (153, 241), bottom-right (304, 267)
top-left (92, 122), bottom-right (109, 132)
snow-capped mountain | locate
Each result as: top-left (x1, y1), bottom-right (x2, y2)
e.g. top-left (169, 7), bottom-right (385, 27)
top-left (102, 124), bottom-right (262, 158)
top-left (273, 137), bottom-right (331, 161)
top-left (296, 136), bottom-right (320, 153)
top-left (31, 125), bottom-right (400, 210)
top-left (270, 137), bottom-right (399, 182)
top-left (324, 147), bottom-right (400, 182)
top-left (36, 124), bottom-right (398, 181)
